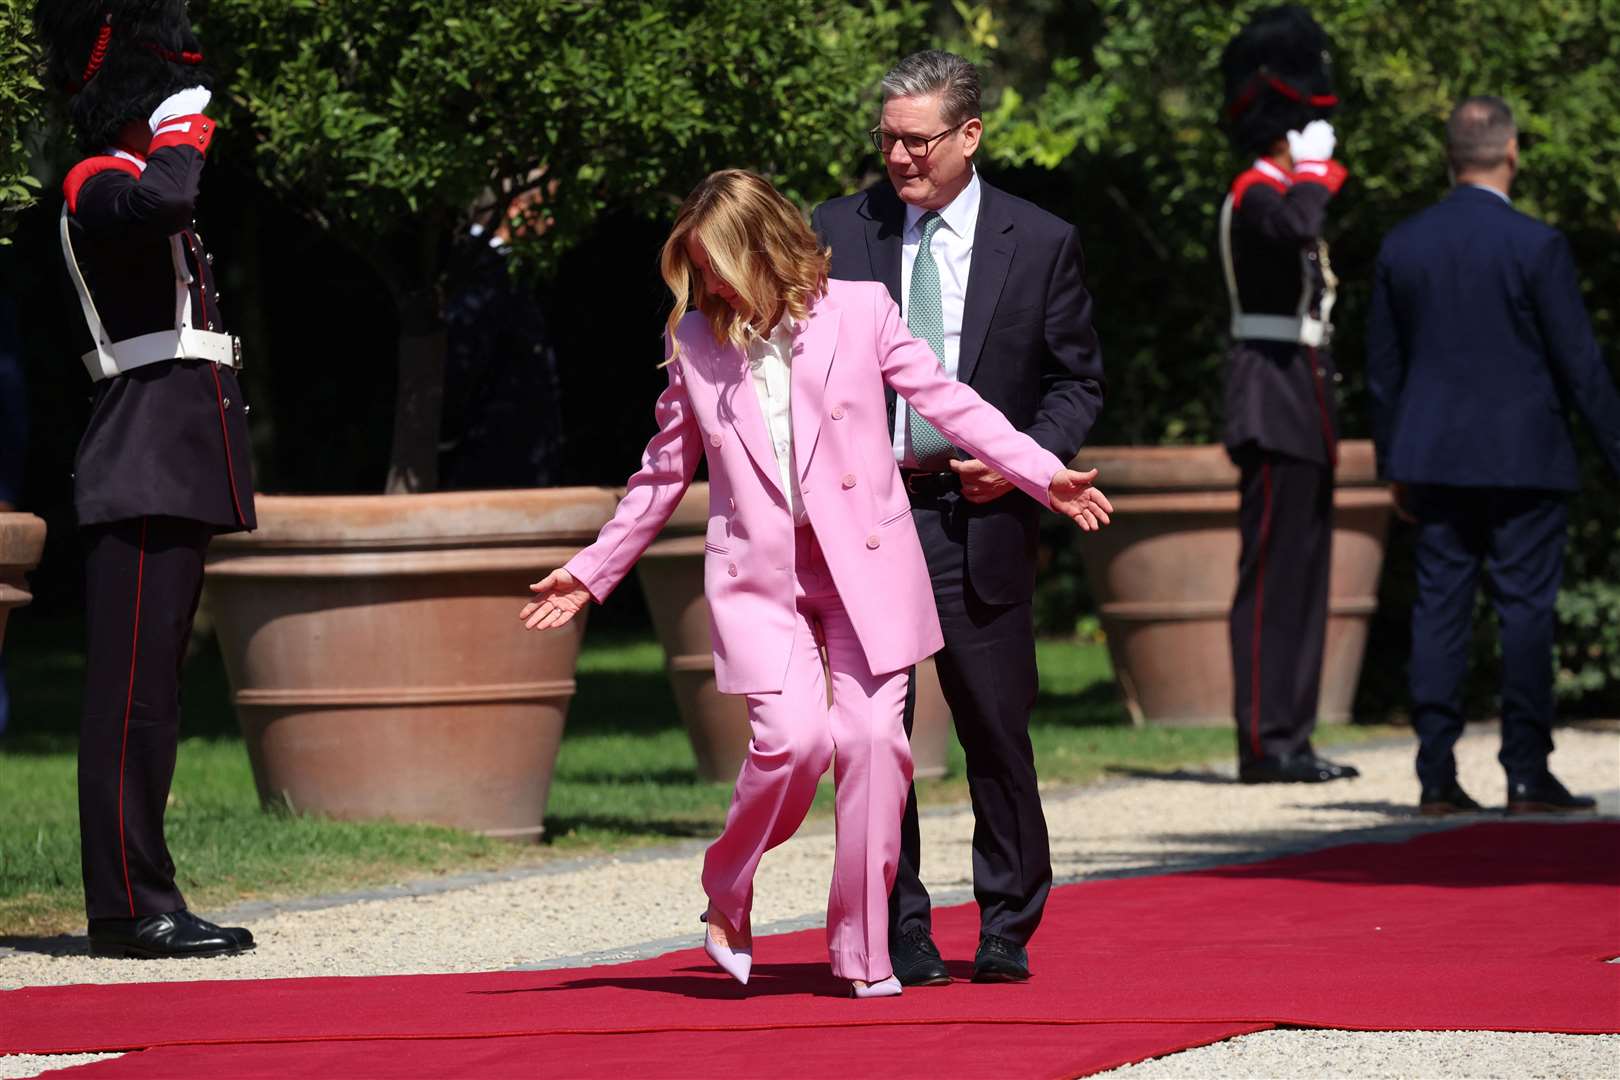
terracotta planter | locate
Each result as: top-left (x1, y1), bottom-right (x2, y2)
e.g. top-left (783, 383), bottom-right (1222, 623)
top-left (1075, 441), bottom-right (1391, 726)
top-left (0, 513), bottom-right (47, 652)
top-left (637, 483), bottom-right (952, 782)
top-left (205, 488), bottom-right (620, 839)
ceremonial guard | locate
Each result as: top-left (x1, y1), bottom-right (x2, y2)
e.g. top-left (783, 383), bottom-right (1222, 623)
top-left (35, 0), bottom-right (257, 956)
top-left (1218, 6), bottom-right (1358, 785)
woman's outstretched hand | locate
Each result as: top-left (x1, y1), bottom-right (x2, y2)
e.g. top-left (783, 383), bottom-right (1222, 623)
top-left (520, 568), bottom-right (593, 630)
top-left (1047, 468), bottom-right (1115, 531)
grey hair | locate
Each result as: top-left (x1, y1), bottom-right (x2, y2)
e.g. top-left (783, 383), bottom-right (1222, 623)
top-left (1446, 96), bottom-right (1517, 175)
top-left (880, 49), bottom-right (982, 125)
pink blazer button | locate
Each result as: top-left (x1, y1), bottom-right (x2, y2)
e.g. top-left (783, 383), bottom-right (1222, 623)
top-left (709, 433), bottom-right (723, 448)
top-left (841, 474), bottom-right (857, 489)
top-left (728, 498), bottom-right (736, 511)
top-left (831, 406), bottom-right (845, 420)
top-left (727, 562), bottom-right (738, 576)
top-left (866, 535), bottom-right (880, 549)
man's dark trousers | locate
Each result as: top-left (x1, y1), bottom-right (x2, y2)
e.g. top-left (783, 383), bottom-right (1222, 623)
top-left (79, 515), bottom-right (213, 920)
top-left (1407, 485), bottom-right (1567, 790)
top-left (1228, 444), bottom-right (1333, 765)
top-left (890, 495), bottom-right (1050, 945)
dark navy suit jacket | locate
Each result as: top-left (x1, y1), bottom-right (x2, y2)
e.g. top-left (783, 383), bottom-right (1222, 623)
top-left (1366, 185), bottom-right (1620, 489)
top-left (811, 178), bottom-right (1105, 605)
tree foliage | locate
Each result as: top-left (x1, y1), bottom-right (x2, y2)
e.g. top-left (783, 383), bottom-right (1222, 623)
top-left (0, 0), bottom-right (43, 244)
top-left (199, 0), bottom-right (924, 301)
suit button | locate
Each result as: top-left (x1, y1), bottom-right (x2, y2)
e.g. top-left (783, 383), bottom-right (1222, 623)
top-left (728, 497), bottom-right (736, 511)
top-left (221, 397), bottom-right (231, 409)
top-left (831, 406), bottom-right (845, 420)
top-left (710, 433), bottom-right (723, 448)
top-left (841, 474), bottom-right (856, 489)
top-left (727, 562), bottom-right (738, 577)
top-left (866, 535), bottom-right (880, 549)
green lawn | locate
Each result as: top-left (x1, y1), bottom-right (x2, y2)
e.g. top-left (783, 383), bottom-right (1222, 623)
top-left (0, 613), bottom-right (1395, 935)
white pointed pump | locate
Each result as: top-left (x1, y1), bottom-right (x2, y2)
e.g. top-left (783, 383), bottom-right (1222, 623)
top-left (850, 975), bottom-right (903, 999)
top-left (701, 907), bottom-right (753, 985)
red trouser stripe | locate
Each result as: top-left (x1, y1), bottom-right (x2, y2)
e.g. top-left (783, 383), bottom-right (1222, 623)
top-left (117, 516), bottom-right (149, 917)
top-left (1249, 463), bottom-right (1273, 759)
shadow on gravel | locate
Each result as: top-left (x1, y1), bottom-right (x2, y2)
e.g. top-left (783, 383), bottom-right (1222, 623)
top-left (0, 933), bottom-right (90, 958)
top-left (541, 815), bottom-right (719, 841)
top-left (1102, 765), bottom-right (1231, 784)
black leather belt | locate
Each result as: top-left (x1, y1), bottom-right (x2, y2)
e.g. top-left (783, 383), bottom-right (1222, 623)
top-left (901, 468), bottom-right (960, 500)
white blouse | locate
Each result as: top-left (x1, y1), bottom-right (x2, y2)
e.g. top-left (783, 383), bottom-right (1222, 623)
top-left (744, 316), bottom-right (807, 525)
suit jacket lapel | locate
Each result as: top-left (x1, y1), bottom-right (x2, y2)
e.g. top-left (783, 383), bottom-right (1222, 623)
top-left (714, 340), bottom-right (786, 500)
top-left (863, 185), bottom-right (905, 305)
top-left (864, 185), bottom-right (905, 426)
top-left (790, 299), bottom-right (841, 477)
top-left (959, 182), bottom-right (1015, 387)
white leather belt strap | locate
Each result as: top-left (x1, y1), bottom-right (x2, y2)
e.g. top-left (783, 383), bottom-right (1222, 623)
top-left (59, 203), bottom-right (241, 383)
top-left (1231, 313), bottom-right (1327, 347)
top-left (78, 327), bottom-right (239, 382)
top-left (1219, 190), bottom-right (1336, 348)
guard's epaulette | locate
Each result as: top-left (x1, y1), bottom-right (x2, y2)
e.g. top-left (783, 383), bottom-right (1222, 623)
top-left (1230, 166), bottom-right (1288, 211)
top-left (63, 155), bottom-right (142, 214)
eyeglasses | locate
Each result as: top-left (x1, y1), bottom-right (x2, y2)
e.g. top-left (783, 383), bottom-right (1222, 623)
top-left (869, 122), bottom-right (964, 159)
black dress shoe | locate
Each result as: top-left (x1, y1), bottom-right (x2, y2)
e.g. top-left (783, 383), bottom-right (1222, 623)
top-left (1507, 774), bottom-right (1597, 815)
top-left (1419, 781), bottom-right (1483, 816)
top-left (972, 933), bottom-right (1030, 983)
top-left (88, 910), bottom-right (256, 959)
top-left (1238, 752), bottom-right (1359, 784)
top-left (889, 924), bottom-right (950, 987)
top-left (178, 909), bottom-right (255, 949)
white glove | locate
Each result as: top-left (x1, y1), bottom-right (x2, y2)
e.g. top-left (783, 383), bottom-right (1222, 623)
top-left (149, 85), bottom-right (212, 131)
top-left (1286, 119), bottom-right (1336, 162)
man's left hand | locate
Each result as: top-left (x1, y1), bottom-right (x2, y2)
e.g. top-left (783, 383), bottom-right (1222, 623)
top-left (949, 458), bottom-right (1013, 503)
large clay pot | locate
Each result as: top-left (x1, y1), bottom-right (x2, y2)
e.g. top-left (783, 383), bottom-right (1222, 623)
top-left (0, 513), bottom-right (47, 651)
top-left (1075, 441), bottom-right (1390, 726)
top-left (205, 488), bottom-right (620, 839)
top-left (637, 483), bottom-right (953, 782)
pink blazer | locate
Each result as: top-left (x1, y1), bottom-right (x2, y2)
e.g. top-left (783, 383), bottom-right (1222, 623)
top-left (565, 279), bottom-right (1066, 694)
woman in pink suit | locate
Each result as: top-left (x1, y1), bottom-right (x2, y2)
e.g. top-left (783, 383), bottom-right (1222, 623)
top-left (522, 170), bottom-right (1112, 997)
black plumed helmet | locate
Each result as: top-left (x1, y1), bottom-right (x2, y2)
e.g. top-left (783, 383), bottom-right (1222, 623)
top-left (1219, 5), bottom-right (1337, 156)
top-left (33, 0), bottom-right (214, 152)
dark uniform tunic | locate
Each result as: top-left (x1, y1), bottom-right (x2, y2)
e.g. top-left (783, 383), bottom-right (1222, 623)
top-left (61, 117), bottom-right (256, 920)
top-left (1220, 158), bottom-right (1341, 768)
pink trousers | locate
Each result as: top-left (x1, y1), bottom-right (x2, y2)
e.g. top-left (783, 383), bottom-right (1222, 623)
top-left (700, 525), bottom-right (912, 982)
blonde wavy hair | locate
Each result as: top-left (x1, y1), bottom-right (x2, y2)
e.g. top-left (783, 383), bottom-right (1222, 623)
top-left (659, 169), bottom-right (831, 364)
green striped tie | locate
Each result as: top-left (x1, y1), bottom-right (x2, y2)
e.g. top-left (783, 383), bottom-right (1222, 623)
top-left (906, 212), bottom-right (955, 464)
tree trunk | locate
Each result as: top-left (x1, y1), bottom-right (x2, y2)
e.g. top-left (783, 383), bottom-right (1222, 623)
top-left (385, 291), bottom-right (447, 494)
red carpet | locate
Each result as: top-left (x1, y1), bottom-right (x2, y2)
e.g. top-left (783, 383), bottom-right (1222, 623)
top-left (4, 822), bottom-right (1617, 1078)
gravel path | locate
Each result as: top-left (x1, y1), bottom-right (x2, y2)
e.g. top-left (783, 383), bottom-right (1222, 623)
top-left (3, 722), bottom-right (1616, 1078)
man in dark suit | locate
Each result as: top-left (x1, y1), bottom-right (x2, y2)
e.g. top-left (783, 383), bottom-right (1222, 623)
top-left (1367, 95), bottom-right (1620, 815)
top-left (811, 49), bottom-right (1105, 986)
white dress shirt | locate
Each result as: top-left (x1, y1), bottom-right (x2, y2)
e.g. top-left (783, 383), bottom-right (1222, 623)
top-left (745, 315), bottom-right (808, 524)
top-left (894, 169), bottom-right (981, 466)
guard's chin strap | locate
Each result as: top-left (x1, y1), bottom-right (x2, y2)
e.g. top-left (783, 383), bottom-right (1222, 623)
top-left (68, 9), bottom-right (204, 96)
top-left (69, 13), bottom-right (113, 94)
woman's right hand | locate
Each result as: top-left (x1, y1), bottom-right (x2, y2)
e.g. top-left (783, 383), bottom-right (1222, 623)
top-left (520, 568), bottom-right (592, 630)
